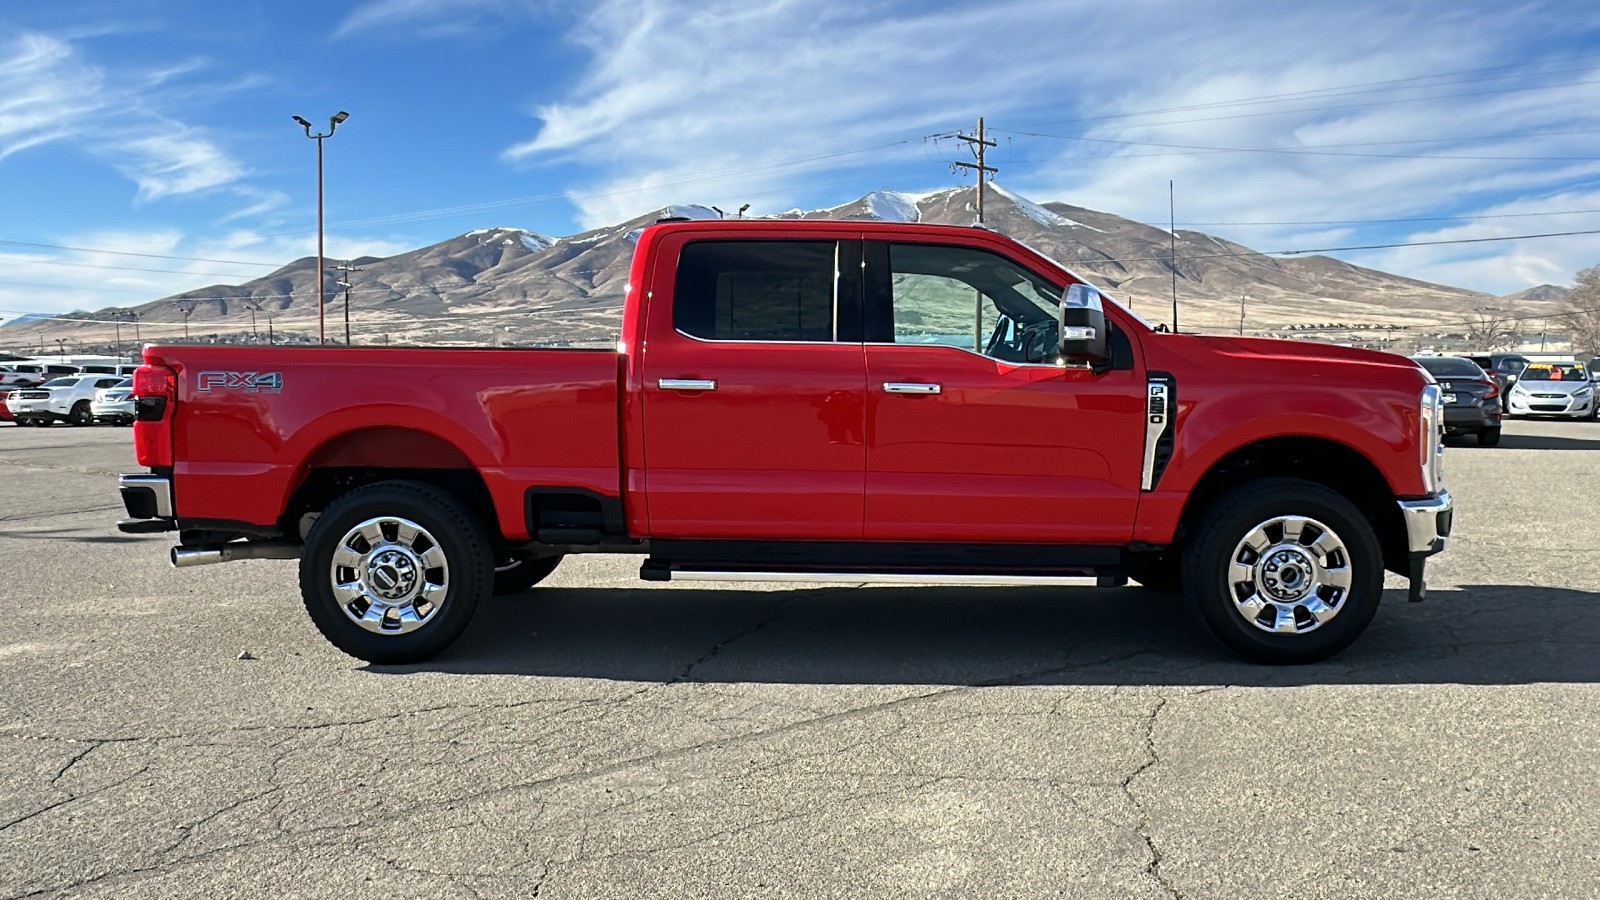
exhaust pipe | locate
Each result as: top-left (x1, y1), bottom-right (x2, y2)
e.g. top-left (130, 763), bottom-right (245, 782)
top-left (171, 541), bottom-right (303, 568)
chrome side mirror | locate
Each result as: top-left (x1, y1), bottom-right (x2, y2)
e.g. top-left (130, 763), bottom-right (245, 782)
top-left (1059, 283), bottom-right (1108, 363)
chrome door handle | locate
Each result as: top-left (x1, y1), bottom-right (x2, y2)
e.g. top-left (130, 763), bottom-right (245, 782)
top-left (882, 382), bottom-right (942, 394)
top-left (659, 378), bottom-right (717, 391)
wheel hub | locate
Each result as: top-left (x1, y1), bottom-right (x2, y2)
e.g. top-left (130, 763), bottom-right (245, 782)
top-left (365, 549), bottom-right (420, 601)
top-left (1259, 548), bottom-right (1316, 602)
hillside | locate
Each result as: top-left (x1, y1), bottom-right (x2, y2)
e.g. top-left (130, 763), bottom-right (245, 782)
top-left (4, 186), bottom-right (1512, 351)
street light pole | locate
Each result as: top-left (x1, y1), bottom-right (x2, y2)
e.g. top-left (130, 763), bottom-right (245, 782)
top-left (292, 111), bottom-right (349, 346)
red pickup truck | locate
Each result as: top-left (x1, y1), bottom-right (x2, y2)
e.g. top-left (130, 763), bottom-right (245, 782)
top-left (116, 219), bottom-right (1452, 665)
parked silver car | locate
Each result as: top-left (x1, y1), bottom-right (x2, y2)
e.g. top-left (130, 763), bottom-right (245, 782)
top-left (90, 378), bottom-right (136, 426)
top-left (1504, 361), bottom-right (1596, 420)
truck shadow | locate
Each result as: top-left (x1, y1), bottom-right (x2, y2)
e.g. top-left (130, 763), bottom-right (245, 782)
top-left (1489, 432), bottom-right (1600, 450)
top-left (388, 583), bottom-right (1600, 686)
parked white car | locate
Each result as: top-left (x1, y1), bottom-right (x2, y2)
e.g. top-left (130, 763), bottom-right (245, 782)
top-left (1504, 361), bottom-right (1596, 420)
top-left (90, 379), bottom-right (136, 426)
top-left (5, 375), bottom-right (130, 426)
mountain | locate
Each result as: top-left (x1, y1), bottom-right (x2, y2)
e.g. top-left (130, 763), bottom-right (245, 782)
top-left (2, 187), bottom-right (1519, 351)
top-left (1499, 284), bottom-right (1569, 305)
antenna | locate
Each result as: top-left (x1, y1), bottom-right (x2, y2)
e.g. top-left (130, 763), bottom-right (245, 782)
top-left (1169, 181), bottom-right (1179, 334)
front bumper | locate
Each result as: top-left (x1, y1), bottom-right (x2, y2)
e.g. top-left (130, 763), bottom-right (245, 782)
top-left (1506, 392), bottom-right (1593, 417)
top-left (1398, 490), bottom-right (1453, 555)
top-left (117, 474), bottom-right (176, 533)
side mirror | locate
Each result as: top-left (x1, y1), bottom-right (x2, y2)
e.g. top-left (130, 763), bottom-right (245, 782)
top-left (1059, 283), bottom-right (1108, 363)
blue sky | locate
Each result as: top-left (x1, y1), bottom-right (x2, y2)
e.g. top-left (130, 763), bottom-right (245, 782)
top-left (3, 0), bottom-right (1600, 321)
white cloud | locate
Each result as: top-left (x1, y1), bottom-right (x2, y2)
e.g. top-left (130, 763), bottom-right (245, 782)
top-left (0, 31), bottom-right (249, 201)
top-left (505, 0), bottom-right (1600, 290)
top-left (333, 0), bottom-right (554, 39)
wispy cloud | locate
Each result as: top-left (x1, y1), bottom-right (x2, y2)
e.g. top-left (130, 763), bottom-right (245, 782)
top-left (504, 0), bottom-right (1600, 292)
top-left (0, 31), bottom-right (249, 201)
top-left (333, 0), bottom-right (554, 39)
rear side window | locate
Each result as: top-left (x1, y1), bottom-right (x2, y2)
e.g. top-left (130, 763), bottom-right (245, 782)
top-left (1416, 357), bottom-right (1484, 378)
top-left (673, 241), bottom-right (836, 342)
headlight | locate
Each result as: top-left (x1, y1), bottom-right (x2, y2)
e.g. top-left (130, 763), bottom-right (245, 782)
top-left (1420, 384), bottom-right (1444, 494)
top-left (1576, 386), bottom-right (1593, 398)
top-left (1511, 383), bottom-right (1530, 395)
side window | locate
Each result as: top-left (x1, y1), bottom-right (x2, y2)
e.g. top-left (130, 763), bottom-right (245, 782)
top-left (673, 241), bottom-right (837, 342)
top-left (887, 243), bottom-right (1062, 364)
top-left (97, 378), bottom-right (122, 388)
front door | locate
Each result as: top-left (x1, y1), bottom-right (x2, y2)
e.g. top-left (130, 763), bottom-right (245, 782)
top-left (639, 235), bottom-right (867, 540)
top-left (863, 239), bottom-right (1145, 544)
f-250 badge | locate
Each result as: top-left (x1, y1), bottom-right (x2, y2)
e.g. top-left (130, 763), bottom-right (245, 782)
top-left (196, 371), bottom-right (284, 393)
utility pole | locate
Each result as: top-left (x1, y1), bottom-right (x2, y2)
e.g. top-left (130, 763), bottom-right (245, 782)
top-left (952, 117), bottom-right (997, 351)
top-left (180, 304), bottom-right (193, 340)
top-left (1170, 181), bottom-right (1179, 335)
top-left (952, 117), bottom-right (998, 224)
top-left (129, 311), bottom-right (141, 347)
top-left (1238, 294), bottom-right (1247, 336)
top-left (113, 314), bottom-right (123, 358)
top-left (267, 315), bottom-right (275, 346)
top-left (335, 261), bottom-right (363, 345)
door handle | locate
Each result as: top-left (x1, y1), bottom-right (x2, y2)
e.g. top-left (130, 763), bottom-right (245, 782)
top-left (882, 382), bottom-right (942, 395)
top-left (659, 378), bottom-right (717, 391)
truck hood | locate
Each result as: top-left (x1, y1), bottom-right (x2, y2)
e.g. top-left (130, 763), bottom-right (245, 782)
top-left (1141, 332), bottom-right (1429, 393)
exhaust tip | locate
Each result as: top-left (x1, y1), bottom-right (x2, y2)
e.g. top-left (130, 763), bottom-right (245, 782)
top-left (170, 547), bottom-right (225, 568)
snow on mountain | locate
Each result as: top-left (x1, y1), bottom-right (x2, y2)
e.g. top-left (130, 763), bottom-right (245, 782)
top-left (864, 191), bottom-right (922, 223)
top-left (990, 183), bottom-right (1101, 232)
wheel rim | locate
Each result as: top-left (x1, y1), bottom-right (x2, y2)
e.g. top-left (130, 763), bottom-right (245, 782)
top-left (329, 516), bottom-right (449, 635)
top-left (1225, 515), bottom-right (1353, 635)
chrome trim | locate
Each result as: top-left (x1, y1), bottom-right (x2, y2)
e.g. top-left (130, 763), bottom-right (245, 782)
top-left (1419, 385), bottom-right (1444, 494)
top-left (1398, 490), bottom-right (1453, 555)
top-left (658, 378), bottom-right (717, 391)
top-left (1141, 379), bottom-right (1171, 491)
top-left (665, 570), bottom-right (1103, 586)
top-left (882, 382), bottom-right (942, 395)
top-left (1224, 514), bottom-right (1353, 635)
top-left (118, 473), bottom-right (173, 518)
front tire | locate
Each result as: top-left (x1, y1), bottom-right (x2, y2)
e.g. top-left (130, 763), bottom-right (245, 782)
top-left (299, 480), bottom-right (493, 664)
top-left (1477, 427), bottom-right (1502, 447)
top-left (1182, 478), bottom-right (1383, 664)
top-left (68, 401), bottom-right (92, 426)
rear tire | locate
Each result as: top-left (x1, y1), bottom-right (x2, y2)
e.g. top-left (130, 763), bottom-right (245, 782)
top-left (299, 480), bottom-right (493, 664)
top-left (493, 554), bottom-right (563, 595)
top-left (1477, 427), bottom-right (1502, 447)
top-left (1182, 478), bottom-right (1383, 664)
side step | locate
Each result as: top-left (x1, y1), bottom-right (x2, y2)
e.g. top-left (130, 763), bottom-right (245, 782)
top-left (641, 560), bottom-right (1125, 588)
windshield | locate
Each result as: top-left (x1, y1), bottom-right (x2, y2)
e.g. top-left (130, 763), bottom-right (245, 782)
top-left (1521, 363), bottom-right (1587, 381)
top-left (1414, 357), bottom-right (1485, 378)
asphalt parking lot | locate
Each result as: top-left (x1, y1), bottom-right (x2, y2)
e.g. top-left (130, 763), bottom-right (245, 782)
top-left (1, 420), bottom-right (1597, 899)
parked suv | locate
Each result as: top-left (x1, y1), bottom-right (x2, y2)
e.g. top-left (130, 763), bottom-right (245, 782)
top-left (1413, 355), bottom-right (1502, 445)
top-left (0, 364), bottom-right (46, 389)
top-left (1461, 353), bottom-right (1531, 410)
top-left (5, 375), bottom-right (129, 426)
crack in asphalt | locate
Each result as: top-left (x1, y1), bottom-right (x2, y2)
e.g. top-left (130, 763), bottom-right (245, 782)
top-left (1123, 696), bottom-right (1179, 899)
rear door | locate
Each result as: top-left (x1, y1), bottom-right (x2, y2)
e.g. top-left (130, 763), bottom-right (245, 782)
top-left (862, 238), bottom-right (1146, 544)
top-left (638, 234), bottom-right (867, 540)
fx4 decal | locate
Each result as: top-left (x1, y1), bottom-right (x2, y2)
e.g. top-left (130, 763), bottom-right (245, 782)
top-left (196, 371), bottom-right (284, 393)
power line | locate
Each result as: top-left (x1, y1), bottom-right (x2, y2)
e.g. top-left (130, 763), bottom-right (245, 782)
top-left (0, 239), bottom-right (282, 267)
top-left (997, 129), bottom-right (1600, 163)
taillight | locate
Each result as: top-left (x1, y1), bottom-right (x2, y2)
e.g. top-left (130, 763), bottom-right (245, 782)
top-left (1479, 379), bottom-right (1500, 400)
top-left (132, 365), bottom-right (176, 468)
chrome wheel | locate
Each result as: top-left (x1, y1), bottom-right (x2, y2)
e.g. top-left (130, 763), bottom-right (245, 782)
top-left (1226, 515), bottom-right (1352, 635)
top-left (330, 515), bottom-right (449, 635)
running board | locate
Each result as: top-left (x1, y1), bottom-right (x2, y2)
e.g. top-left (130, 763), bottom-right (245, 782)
top-left (641, 563), bottom-right (1124, 588)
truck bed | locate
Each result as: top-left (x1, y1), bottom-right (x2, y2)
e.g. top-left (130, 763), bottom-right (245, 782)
top-left (144, 345), bottom-right (622, 540)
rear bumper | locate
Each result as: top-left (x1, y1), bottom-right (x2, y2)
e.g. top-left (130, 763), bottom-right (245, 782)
top-left (117, 474), bottom-right (176, 533)
top-left (1442, 405), bottom-right (1498, 433)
